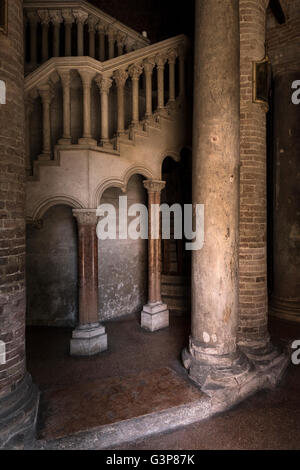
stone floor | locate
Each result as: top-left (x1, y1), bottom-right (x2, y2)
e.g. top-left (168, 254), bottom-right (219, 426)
top-left (26, 314), bottom-right (300, 450)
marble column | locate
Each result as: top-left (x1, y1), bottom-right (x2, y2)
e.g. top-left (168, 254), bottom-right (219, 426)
top-left (95, 74), bottom-right (112, 147)
top-left (167, 49), bottom-right (177, 106)
top-left (74, 10), bottom-right (88, 57)
top-left (113, 68), bottom-right (128, 135)
top-left (156, 54), bottom-right (167, 110)
top-left (144, 58), bottom-right (155, 119)
top-left (88, 15), bottom-right (97, 58)
top-left (27, 11), bottom-right (38, 66)
top-left (108, 28), bottom-right (116, 59)
top-left (38, 83), bottom-right (54, 160)
top-left (270, 70), bottom-right (300, 323)
top-left (58, 69), bottom-right (72, 145)
top-left (62, 9), bottom-right (73, 57)
top-left (117, 33), bottom-right (125, 56)
top-left (78, 70), bottom-right (97, 146)
top-left (97, 23), bottom-right (106, 62)
top-left (141, 180), bottom-right (169, 332)
top-left (129, 63), bottom-right (143, 126)
top-left (50, 10), bottom-right (63, 58)
top-left (38, 10), bottom-right (50, 63)
top-left (182, 0), bottom-right (251, 391)
top-left (71, 210), bottom-right (108, 356)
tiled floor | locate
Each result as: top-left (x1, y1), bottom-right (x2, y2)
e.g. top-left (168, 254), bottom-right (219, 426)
top-left (26, 314), bottom-right (300, 449)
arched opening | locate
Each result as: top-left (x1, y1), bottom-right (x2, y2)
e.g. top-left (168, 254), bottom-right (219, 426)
top-left (26, 204), bottom-right (78, 327)
top-left (161, 148), bottom-right (192, 316)
top-left (98, 174), bottom-right (148, 322)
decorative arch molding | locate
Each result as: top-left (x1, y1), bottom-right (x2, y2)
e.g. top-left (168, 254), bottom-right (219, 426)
top-left (93, 165), bottom-right (154, 207)
top-left (27, 195), bottom-right (86, 222)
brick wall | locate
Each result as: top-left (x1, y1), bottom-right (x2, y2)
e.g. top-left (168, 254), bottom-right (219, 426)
top-left (0, 0), bottom-right (26, 398)
top-left (238, 0), bottom-right (270, 346)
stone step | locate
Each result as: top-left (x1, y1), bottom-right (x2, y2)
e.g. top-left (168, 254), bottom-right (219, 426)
top-left (162, 295), bottom-right (188, 310)
top-left (161, 274), bottom-right (188, 285)
top-left (161, 283), bottom-right (186, 297)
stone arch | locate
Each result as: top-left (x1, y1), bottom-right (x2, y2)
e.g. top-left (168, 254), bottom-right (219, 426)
top-left (93, 165), bottom-right (154, 207)
top-left (29, 195), bottom-right (85, 222)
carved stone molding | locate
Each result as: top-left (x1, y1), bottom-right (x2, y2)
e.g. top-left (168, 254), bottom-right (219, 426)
top-left (73, 209), bottom-right (98, 225)
top-left (143, 180), bottom-right (166, 194)
top-left (113, 68), bottom-right (129, 88)
top-left (95, 74), bottom-right (113, 94)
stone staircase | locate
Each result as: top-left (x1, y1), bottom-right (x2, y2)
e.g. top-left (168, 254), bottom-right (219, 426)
top-left (161, 274), bottom-right (190, 316)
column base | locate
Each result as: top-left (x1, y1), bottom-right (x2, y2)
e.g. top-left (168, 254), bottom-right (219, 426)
top-left (58, 137), bottom-right (72, 145)
top-left (141, 302), bottom-right (169, 332)
top-left (182, 338), bottom-right (289, 398)
top-left (78, 137), bottom-right (97, 146)
top-left (0, 374), bottom-right (39, 449)
top-left (70, 323), bottom-right (108, 357)
top-left (182, 342), bottom-right (253, 396)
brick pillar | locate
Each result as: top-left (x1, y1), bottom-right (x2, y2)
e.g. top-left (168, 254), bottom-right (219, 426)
top-left (0, 0), bottom-right (39, 449)
top-left (238, 0), bottom-right (288, 367)
top-left (238, 0), bottom-right (270, 348)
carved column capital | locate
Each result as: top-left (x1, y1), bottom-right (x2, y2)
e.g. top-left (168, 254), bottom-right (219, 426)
top-left (107, 26), bottom-right (116, 41)
top-left (78, 69), bottom-right (96, 88)
top-left (96, 21), bottom-right (106, 33)
top-left (73, 209), bottom-right (98, 225)
top-left (116, 32), bottom-right (126, 46)
top-left (73, 9), bottom-right (88, 24)
top-left (38, 82), bottom-right (55, 104)
top-left (143, 58), bottom-right (155, 75)
top-left (37, 9), bottom-right (50, 25)
top-left (62, 9), bottom-right (74, 25)
top-left (113, 68), bottom-right (128, 88)
top-left (156, 53), bottom-right (167, 69)
top-left (95, 74), bottom-right (113, 94)
top-left (49, 10), bottom-right (63, 25)
top-left (58, 69), bottom-right (71, 88)
top-left (167, 48), bottom-right (178, 64)
top-left (88, 14), bottom-right (98, 32)
top-left (128, 63), bottom-right (143, 80)
top-left (143, 180), bottom-right (166, 194)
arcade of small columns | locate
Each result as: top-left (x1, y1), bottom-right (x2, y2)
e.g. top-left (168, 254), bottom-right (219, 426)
top-left (25, 45), bottom-right (185, 171)
top-left (24, 7), bottom-right (146, 69)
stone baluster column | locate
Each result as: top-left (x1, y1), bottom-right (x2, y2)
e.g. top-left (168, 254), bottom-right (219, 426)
top-left (113, 69), bottom-right (128, 135)
top-left (74, 10), bottom-right (88, 57)
top-left (62, 9), bottom-right (74, 57)
top-left (88, 15), bottom-right (97, 59)
top-left (141, 180), bottom-right (169, 332)
top-left (25, 93), bottom-right (36, 176)
top-left (27, 11), bottom-right (38, 66)
top-left (38, 83), bottom-right (54, 160)
top-left (108, 27), bottom-right (116, 59)
top-left (117, 32), bottom-right (125, 56)
top-left (58, 70), bottom-right (72, 145)
top-left (144, 58), bottom-right (155, 119)
top-left (97, 22), bottom-right (106, 61)
top-left (49, 10), bottom-right (63, 58)
top-left (71, 210), bottom-right (108, 356)
top-left (270, 70), bottom-right (300, 323)
top-left (156, 54), bottom-right (167, 110)
top-left (167, 49), bottom-right (177, 106)
top-left (95, 74), bottom-right (113, 147)
top-left (78, 70), bottom-right (97, 146)
top-left (178, 44), bottom-right (186, 98)
top-left (128, 63), bottom-right (143, 126)
top-left (38, 10), bottom-right (50, 63)
top-left (238, 0), bottom-right (285, 366)
top-left (182, 0), bottom-right (252, 391)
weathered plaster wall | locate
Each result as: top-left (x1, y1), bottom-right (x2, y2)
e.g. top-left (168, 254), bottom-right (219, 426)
top-left (26, 205), bottom-right (78, 327)
top-left (98, 175), bottom-right (147, 321)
